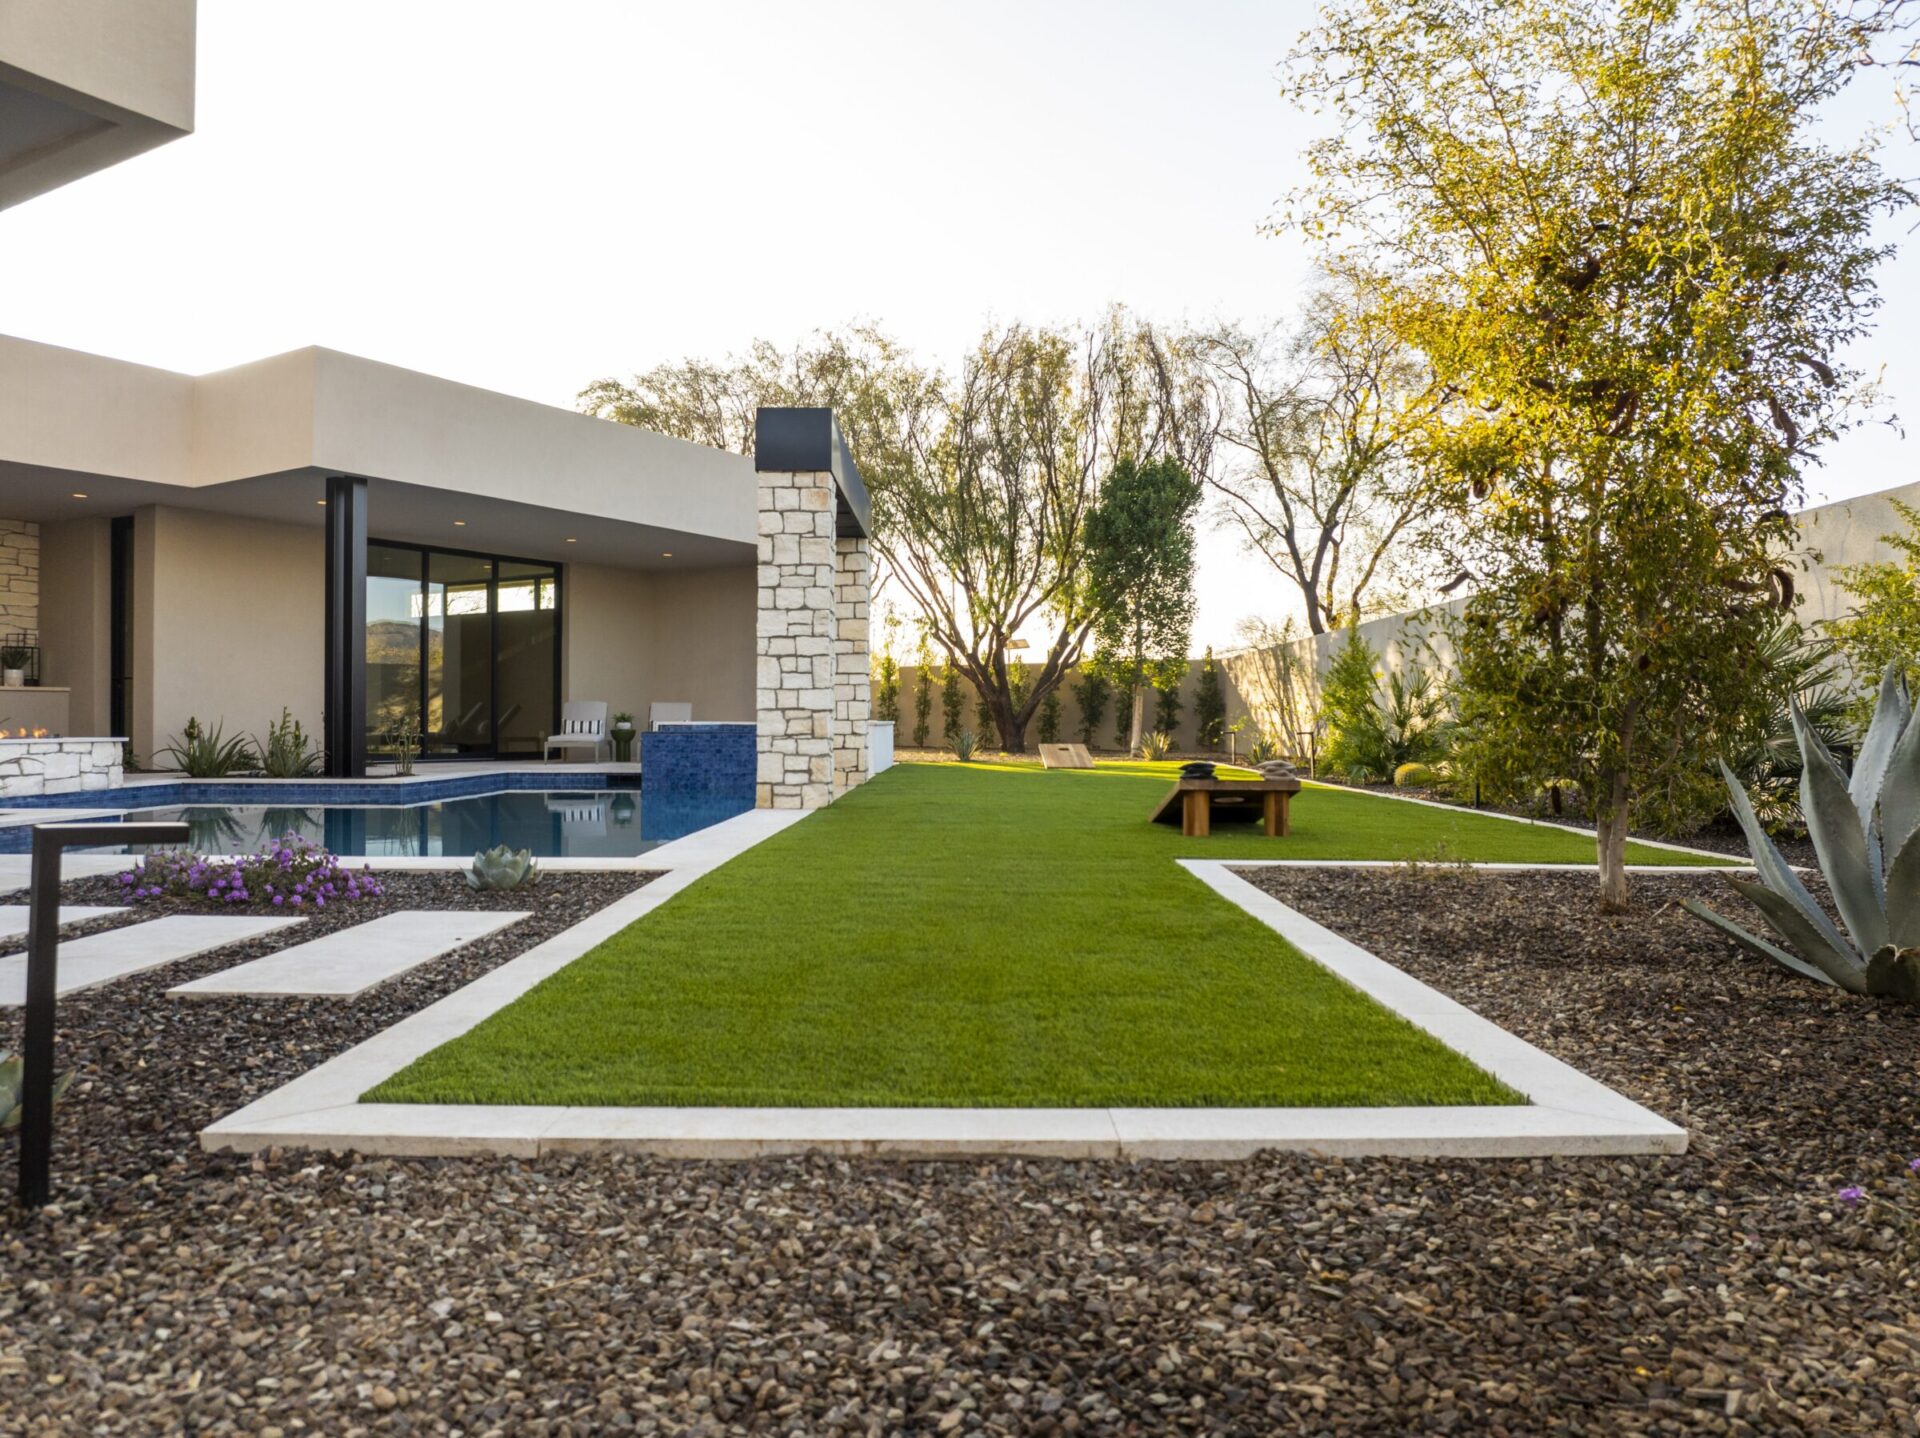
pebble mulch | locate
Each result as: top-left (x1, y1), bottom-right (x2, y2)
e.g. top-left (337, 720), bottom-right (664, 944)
top-left (0, 864), bottom-right (1915, 1434)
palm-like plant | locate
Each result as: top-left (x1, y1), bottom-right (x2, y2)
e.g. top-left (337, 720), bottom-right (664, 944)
top-left (1683, 665), bottom-right (1920, 1002)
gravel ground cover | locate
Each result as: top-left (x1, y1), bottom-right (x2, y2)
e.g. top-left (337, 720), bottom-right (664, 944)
top-left (2, 859), bottom-right (1914, 1433)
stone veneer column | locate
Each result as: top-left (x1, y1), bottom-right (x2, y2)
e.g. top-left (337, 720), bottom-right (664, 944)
top-left (756, 469), bottom-right (839, 808)
top-left (0, 520), bottom-right (40, 635)
top-left (832, 536), bottom-right (871, 792)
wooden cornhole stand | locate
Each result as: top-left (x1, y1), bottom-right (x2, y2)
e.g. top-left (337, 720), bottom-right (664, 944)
top-left (1039, 743), bottom-right (1096, 769)
top-left (1151, 775), bottom-right (1302, 837)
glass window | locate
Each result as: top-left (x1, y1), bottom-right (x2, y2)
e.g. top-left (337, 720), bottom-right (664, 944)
top-left (427, 551), bottom-right (493, 756)
top-left (366, 544), bottom-right (423, 754)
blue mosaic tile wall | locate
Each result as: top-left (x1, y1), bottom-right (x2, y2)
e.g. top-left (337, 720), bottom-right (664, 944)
top-left (640, 723), bottom-right (756, 802)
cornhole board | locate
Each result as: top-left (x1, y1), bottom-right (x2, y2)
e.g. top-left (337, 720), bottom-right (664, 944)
top-left (1039, 743), bottom-right (1096, 770)
top-left (1151, 775), bottom-right (1302, 837)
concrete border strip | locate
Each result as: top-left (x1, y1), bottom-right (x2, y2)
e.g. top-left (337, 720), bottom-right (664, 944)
top-left (199, 844), bottom-right (1688, 1162)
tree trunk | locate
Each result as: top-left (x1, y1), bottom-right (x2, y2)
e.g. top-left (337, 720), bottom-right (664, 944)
top-left (1594, 771), bottom-right (1631, 913)
top-left (986, 689), bottom-right (1029, 753)
top-left (1128, 686), bottom-right (1147, 755)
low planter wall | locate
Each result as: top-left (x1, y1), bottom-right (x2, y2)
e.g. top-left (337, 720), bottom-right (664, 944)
top-left (0, 737), bottom-right (124, 798)
top-left (869, 720), bottom-right (894, 777)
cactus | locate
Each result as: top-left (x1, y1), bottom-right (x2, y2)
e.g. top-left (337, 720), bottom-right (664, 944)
top-left (0, 1052), bottom-right (74, 1130)
top-left (467, 845), bottom-right (541, 892)
top-left (1684, 664), bottom-right (1920, 1002)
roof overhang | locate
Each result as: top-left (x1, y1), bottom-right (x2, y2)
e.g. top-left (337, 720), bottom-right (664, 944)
top-left (0, 0), bottom-right (197, 210)
top-left (753, 407), bottom-right (873, 540)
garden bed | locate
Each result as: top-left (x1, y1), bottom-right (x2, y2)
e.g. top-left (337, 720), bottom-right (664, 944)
top-left (0, 869), bottom-right (653, 1197)
top-left (1, 860), bottom-right (1914, 1432)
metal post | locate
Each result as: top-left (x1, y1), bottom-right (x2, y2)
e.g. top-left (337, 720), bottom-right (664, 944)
top-left (18, 821), bottom-right (188, 1209)
top-left (323, 474), bottom-right (369, 779)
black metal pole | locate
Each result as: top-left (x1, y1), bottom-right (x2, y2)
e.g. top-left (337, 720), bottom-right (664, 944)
top-left (18, 821), bottom-right (189, 1210)
top-left (18, 829), bottom-right (62, 1209)
top-left (324, 474), bottom-right (369, 779)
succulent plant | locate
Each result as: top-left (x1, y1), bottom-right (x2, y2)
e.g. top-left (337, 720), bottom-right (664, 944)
top-left (1683, 664), bottom-right (1920, 1003)
top-left (1, 1052), bottom-right (74, 1130)
top-left (1139, 731), bottom-right (1174, 761)
top-left (467, 845), bottom-right (541, 892)
top-left (949, 728), bottom-right (979, 763)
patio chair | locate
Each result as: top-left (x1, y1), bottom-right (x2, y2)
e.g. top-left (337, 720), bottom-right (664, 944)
top-left (544, 701), bottom-right (609, 762)
top-left (648, 702), bottom-right (692, 729)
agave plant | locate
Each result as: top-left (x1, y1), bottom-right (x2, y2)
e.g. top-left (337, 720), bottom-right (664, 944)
top-left (468, 845), bottom-right (540, 891)
top-left (1683, 664), bottom-right (1920, 1003)
top-left (949, 728), bottom-right (979, 763)
top-left (1, 1052), bottom-right (74, 1130)
top-left (1139, 731), bottom-right (1174, 762)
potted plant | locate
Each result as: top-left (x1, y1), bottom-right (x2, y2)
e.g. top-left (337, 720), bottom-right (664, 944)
top-left (0, 647), bottom-right (28, 688)
top-left (609, 711), bottom-right (637, 763)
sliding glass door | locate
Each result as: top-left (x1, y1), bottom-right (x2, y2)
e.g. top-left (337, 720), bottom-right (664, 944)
top-left (365, 542), bottom-right (559, 761)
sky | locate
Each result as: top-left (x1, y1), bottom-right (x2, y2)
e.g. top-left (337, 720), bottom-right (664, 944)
top-left (2, 0), bottom-right (1917, 650)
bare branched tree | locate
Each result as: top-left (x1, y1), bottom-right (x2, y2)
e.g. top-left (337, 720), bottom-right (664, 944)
top-left (1195, 279), bottom-right (1433, 634)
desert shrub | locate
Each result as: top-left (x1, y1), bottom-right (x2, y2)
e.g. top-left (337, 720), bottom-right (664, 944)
top-left (949, 728), bottom-right (979, 762)
top-left (157, 716), bottom-right (257, 777)
top-left (1140, 731), bottom-right (1173, 761)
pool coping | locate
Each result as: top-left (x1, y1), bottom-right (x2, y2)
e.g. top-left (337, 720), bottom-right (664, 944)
top-left (198, 839), bottom-right (1693, 1162)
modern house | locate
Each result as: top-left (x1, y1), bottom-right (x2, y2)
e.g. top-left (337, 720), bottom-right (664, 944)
top-left (0, 0), bottom-right (875, 809)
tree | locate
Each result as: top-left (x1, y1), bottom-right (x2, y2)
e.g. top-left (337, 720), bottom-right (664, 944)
top-left (1152, 660), bottom-right (1188, 739)
top-left (873, 613), bottom-right (902, 723)
top-left (1194, 647), bottom-right (1226, 750)
top-left (1085, 456), bottom-right (1202, 754)
top-left (884, 315), bottom-right (1213, 751)
top-left (1828, 499), bottom-right (1920, 725)
top-left (912, 628), bottom-right (935, 748)
top-left (1071, 667), bottom-right (1111, 747)
top-left (586, 314), bottom-right (1212, 753)
top-left (1288, 0), bottom-right (1911, 908)
top-left (1196, 279), bottom-right (1434, 634)
top-left (1038, 690), bottom-right (1063, 744)
top-left (941, 664), bottom-right (964, 743)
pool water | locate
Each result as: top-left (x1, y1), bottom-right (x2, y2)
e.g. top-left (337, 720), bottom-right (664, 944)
top-left (82, 789), bottom-right (750, 859)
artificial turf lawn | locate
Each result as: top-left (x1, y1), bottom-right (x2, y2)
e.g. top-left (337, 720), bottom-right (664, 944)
top-left (369, 761), bottom-right (1721, 1110)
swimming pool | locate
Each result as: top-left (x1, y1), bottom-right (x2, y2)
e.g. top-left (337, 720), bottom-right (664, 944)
top-left (29, 789), bottom-right (751, 859)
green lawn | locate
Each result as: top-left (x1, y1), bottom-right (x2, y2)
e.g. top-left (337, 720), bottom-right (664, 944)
top-left (369, 761), bottom-right (1719, 1110)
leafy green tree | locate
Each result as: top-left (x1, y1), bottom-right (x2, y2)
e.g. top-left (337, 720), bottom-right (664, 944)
top-left (1319, 630), bottom-right (1384, 777)
top-left (1194, 647), bottom-right (1226, 750)
top-left (1086, 456), bottom-right (1202, 754)
top-left (1828, 499), bottom-right (1920, 726)
top-left (941, 664), bottom-right (964, 743)
top-left (1288, 0), bottom-right (1910, 908)
top-left (1152, 660), bottom-right (1187, 739)
top-left (912, 629), bottom-right (935, 747)
top-left (1071, 667), bottom-right (1111, 748)
top-left (1038, 690), bottom-right (1062, 744)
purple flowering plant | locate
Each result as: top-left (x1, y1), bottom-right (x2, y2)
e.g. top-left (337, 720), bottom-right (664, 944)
top-left (117, 833), bottom-right (382, 910)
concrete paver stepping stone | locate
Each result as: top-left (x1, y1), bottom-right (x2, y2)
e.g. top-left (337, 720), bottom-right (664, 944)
top-left (169, 910), bottom-right (530, 999)
top-left (0, 914), bottom-right (304, 1006)
top-left (0, 905), bottom-right (129, 938)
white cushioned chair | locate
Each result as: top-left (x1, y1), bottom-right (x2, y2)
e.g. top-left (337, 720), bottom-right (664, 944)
top-left (544, 701), bottom-right (609, 762)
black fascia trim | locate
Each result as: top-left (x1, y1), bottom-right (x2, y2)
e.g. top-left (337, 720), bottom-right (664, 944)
top-left (753, 406), bottom-right (873, 540)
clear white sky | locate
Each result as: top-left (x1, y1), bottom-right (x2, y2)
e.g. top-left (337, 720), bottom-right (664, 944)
top-left (2, 0), bottom-right (1915, 649)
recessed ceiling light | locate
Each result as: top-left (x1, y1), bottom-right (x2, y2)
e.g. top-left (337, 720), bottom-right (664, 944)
top-left (661, 551), bottom-right (673, 558)
top-left (316, 499), bottom-right (327, 506)
top-left (70, 492), bottom-right (88, 499)
top-left (453, 520), bottom-right (466, 527)
top-left (565, 537), bottom-right (577, 543)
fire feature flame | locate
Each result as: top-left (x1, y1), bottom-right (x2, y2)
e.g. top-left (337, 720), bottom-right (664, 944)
top-left (0, 727), bottom-right (51, 739)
